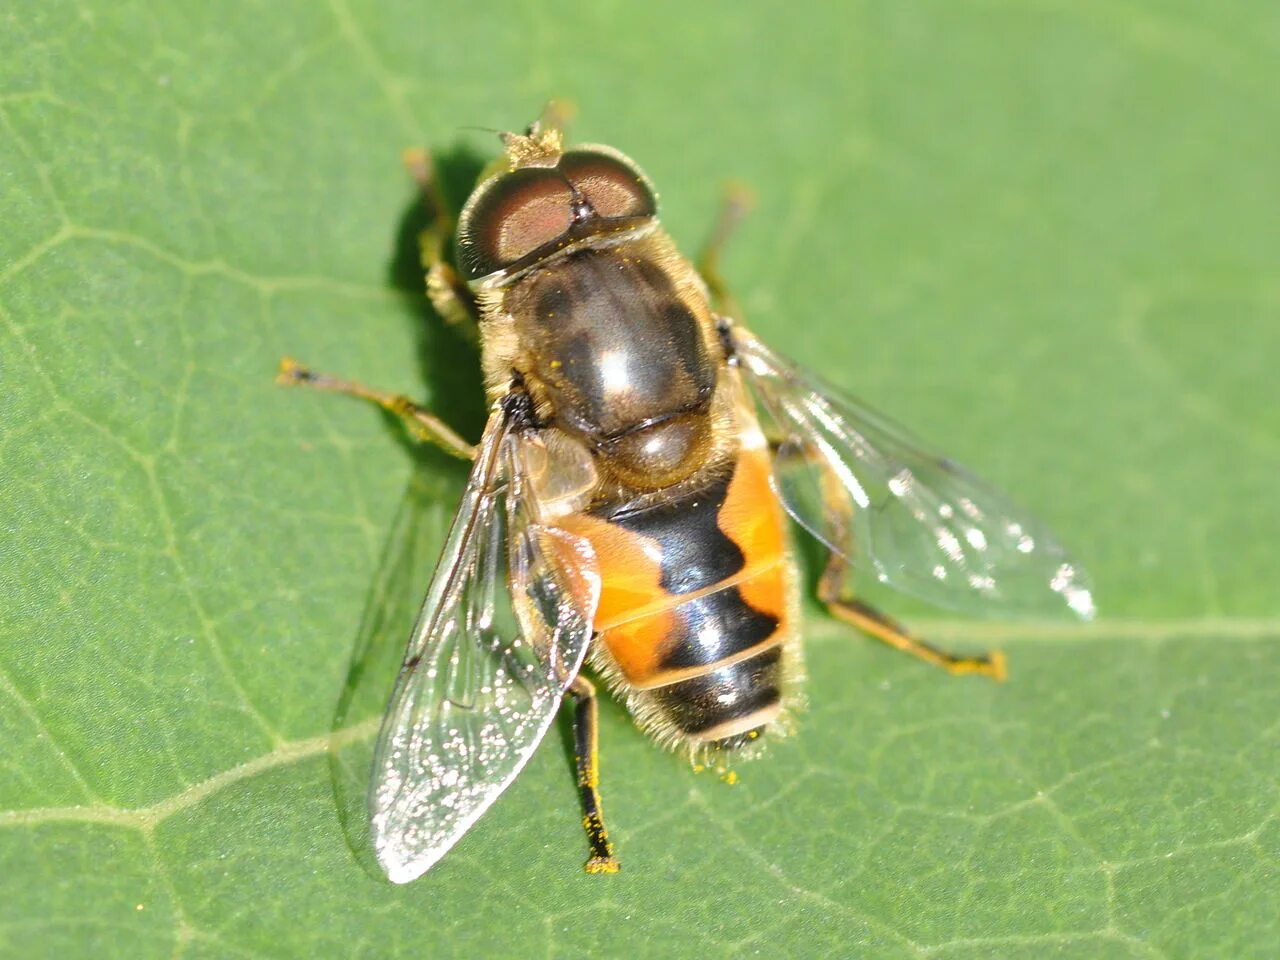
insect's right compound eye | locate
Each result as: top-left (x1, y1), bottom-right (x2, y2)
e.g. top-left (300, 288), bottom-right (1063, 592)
top-left (458, 169), bottom-right (575, 280)
top-left (558, 150), bottom-right (657, 221)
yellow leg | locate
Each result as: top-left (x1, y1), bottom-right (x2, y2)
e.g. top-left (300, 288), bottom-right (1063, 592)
top-left (696, 182), bottom-right (755, 321)
top-left (277, 358), bottom-right (475, 461)
top-left (401, 147), bottom-right (479, 338)
top-left (820, 570), bottom-right (1007, 680)
top-left (813, 456), bottom-right (1006, 681)
top-left (567, 675), bottom-right (620, 874)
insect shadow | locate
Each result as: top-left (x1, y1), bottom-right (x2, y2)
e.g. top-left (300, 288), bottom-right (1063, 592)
top-left (325, 142), bottom-right (490, 876)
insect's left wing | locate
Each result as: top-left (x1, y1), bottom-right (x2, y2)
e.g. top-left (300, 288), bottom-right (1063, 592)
top-left (369, 402), bottom-right (601, 884)
top-left (732, 326), bottom-right (1095, 620)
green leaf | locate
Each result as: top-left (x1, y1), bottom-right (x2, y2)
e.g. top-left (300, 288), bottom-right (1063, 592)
top-left (3, 1), bottom-right (1278, 957)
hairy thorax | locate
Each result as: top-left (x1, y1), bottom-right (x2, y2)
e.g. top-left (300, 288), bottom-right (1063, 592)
top-left (479, 233), bottom-right (732, 492)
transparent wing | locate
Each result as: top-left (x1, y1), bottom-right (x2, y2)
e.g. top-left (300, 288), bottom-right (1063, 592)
top-left (369, 405), bottom-right (601, 884)
top-left (732, 326), bottom-right (1095, 619)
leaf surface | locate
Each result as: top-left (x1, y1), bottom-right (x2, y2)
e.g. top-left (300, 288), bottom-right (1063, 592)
top-left (3, 1), bottom-right (1278, 957)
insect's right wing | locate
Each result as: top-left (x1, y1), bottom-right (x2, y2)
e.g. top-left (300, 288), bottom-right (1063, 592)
top-left (369, 402), bottom-right (601, 884)
top-left (732, 326), bottom-right (1095, 620)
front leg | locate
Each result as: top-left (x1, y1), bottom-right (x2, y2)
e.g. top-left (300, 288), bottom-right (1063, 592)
top-left (696, 182), bottom-right (755, 321)
top-left (402, 147), bottom-right (480, 339)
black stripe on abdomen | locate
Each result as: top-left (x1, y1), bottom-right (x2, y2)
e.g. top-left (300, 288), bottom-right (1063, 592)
top-left (659, 583), bottom-right (778, 671)
top-left (604, 469), bottom-right (742, 595)
top-left (647, 646), bottom-right (783, 737)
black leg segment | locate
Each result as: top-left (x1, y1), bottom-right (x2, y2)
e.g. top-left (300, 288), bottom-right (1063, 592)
top-left (567, 675), bottom-right (620, 874)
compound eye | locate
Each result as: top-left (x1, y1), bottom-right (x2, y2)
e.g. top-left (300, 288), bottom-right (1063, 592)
top-left (458, 168), bottom-right (574, 279)
top-left (559, 150), bottom-right (657, 220)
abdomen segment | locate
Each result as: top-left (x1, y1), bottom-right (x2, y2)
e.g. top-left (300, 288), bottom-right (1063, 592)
top-left (553, 444), bottom-right (797, 747)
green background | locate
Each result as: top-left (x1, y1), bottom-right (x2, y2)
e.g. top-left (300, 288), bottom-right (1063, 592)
top-left (2, 1), bottom-right (1277, 957)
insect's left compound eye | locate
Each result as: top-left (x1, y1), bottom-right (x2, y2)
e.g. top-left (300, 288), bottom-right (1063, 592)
top-left (558, 150), bottom-right (657, 220)
top-left (458, 168), bottom-right (575, 280)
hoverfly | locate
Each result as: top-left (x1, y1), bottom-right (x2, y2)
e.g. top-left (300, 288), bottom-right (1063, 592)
top-left (279, 107), bottom-right (1095, 884)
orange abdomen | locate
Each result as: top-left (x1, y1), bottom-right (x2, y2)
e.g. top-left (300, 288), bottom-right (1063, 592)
top-left (554, 444), bottom-right (795, 745)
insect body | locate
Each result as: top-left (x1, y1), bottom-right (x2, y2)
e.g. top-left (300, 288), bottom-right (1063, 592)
top-left (459, 142), bottom-right (799, 754)
top-left (280, 110), bottom-right (1095, 884)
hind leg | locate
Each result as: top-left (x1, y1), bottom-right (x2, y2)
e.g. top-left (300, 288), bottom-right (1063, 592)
top-left (566, 675), bottom-right (620, 874)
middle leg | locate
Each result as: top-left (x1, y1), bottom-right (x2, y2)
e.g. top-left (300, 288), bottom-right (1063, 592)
top-left (819, 554), bottom-right (1007, 681)
top-left (810, 450), bottom-right (1006, 680)
top-left (277, 358), bottom-right (476, 460)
